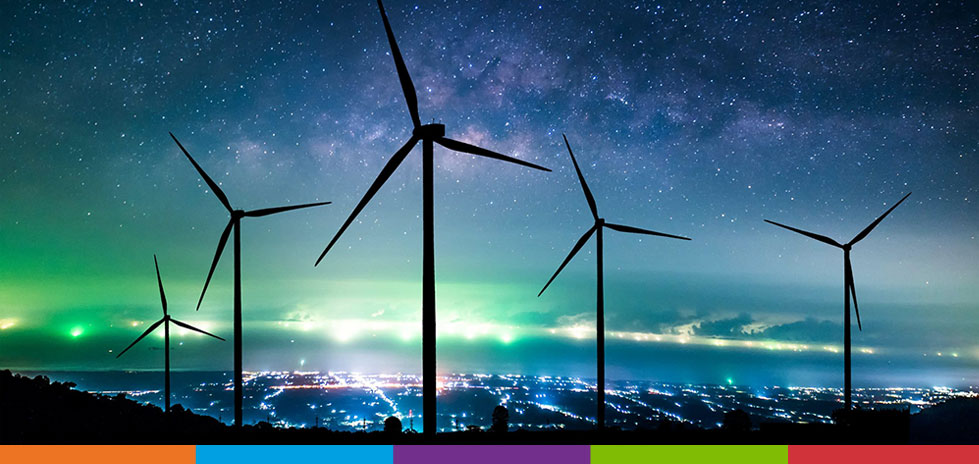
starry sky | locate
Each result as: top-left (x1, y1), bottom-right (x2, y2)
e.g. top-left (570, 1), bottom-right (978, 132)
top-left (0, 1), bottom-right (977, 388)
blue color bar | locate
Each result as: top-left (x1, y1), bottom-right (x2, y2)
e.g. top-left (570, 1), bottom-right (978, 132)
top-left (196, 445), bottom-right (393, 464)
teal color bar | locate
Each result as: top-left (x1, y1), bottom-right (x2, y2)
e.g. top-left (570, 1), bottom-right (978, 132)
top-left (196, 445), bottom-right (393, 463)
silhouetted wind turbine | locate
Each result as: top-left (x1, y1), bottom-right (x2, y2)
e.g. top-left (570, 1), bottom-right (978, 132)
top-left (313, 0), bottom-right (550, 436)
top-left (765, 191), bottom-right (911, 411)
top-left (170, 132), bottom-right (330, 427)
top-left (117, 255), bottom-right (225, 413)
top-left (538, 134), bottom-right (690, 430)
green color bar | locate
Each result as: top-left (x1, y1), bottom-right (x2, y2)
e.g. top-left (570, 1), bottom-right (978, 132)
top-left (592, 445), bottom-right (788, 464)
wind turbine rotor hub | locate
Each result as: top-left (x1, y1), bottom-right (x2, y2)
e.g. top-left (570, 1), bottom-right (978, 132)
top-left (232, 209), bottom-right (245, 219)
top-left (843, 243), bottom-right (852, 251)
top-left (413, 123), bottom-right (445, 139)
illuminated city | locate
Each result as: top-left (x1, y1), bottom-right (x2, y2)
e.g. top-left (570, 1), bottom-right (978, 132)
top-left (22, 370), bottom-right (974, 433)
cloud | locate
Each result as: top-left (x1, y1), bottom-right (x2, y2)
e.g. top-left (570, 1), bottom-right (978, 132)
top-left (556, 312), bottom-right (594, 329)
top-left (679, 312), bottom-right (841, 344)
top-left (693, 312), bottom-right (754, 337)
top-left (283, 310), bottom-right (314, 323)
top-left (754, 318), bottom-right (840, 343)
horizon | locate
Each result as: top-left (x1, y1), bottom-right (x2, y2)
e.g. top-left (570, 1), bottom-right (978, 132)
top-left (9, 369), bottom-right (977, 433)
top-left (1, 0), bottom-right (977, 397)
top-left (12, 368), bottom-right (979, 390)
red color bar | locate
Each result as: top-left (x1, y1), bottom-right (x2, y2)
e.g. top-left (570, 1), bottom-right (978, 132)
top-left (790, 446), bottom-right (978, 464)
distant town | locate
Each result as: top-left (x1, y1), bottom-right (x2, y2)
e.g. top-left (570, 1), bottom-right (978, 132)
top-left (30, 371), bottom-right (977, 433)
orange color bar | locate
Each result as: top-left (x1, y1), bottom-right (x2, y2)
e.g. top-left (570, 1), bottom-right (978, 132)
top-left (1, 446), bottom-right (195, 464)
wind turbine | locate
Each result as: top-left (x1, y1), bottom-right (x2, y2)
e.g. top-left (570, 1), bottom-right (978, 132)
top-left (117, 255), bottom-right (225, 413)
top-left (538, 134), bottom-right (690, 430)
top-left (170, 132), bottom-right (331, 427)
top-left (313, 0), bottom-right (551, 436)
top-left (765, 191), bottom-right (911, 410)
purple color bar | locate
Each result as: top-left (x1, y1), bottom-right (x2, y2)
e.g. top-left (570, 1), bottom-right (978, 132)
top-left (394, 445), bottom-right (590, 464)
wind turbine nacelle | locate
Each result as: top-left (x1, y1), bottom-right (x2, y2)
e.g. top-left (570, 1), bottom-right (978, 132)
top-left (413, 123), bottom-right (445, 139)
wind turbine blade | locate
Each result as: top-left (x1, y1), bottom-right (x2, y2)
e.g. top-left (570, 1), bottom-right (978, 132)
top-left (604, 222), bottom-right (691, 241)
top-left (170, 318), bottom-right (226, 341)
top-left (315, 136), bottom-right (419, 266)
top-left (538, 225), bottom-right (597, 297)
top-left (197, 219), bottom-right (234, 311)
top-left (436, 137), bottom-right (551, 172)
top-left (170, 132), bottom-right (233, 212)
top-left (116, 319), bottom-right (165, 358)
top-left (848, 192), bottom-right (912, 246)
top-left (153, 255), bottom-right (167, 316)
top-left (244, 201), bottom-right (331, 218)
top-left (377, 0), bottom-right (421, 128)
top-left (764, 219), bottom-right (842, 247)
top-left (563, 134), bottom-right (598, 220)
top-left (846, 256), bottom-right (862, 331)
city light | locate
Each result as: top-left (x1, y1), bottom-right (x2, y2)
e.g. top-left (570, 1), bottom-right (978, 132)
top-left (86, 370), bottom-right (973, 432)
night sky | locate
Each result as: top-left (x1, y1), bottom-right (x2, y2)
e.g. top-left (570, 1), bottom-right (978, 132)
top-left (1, 1), bottom-right (977, 388)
